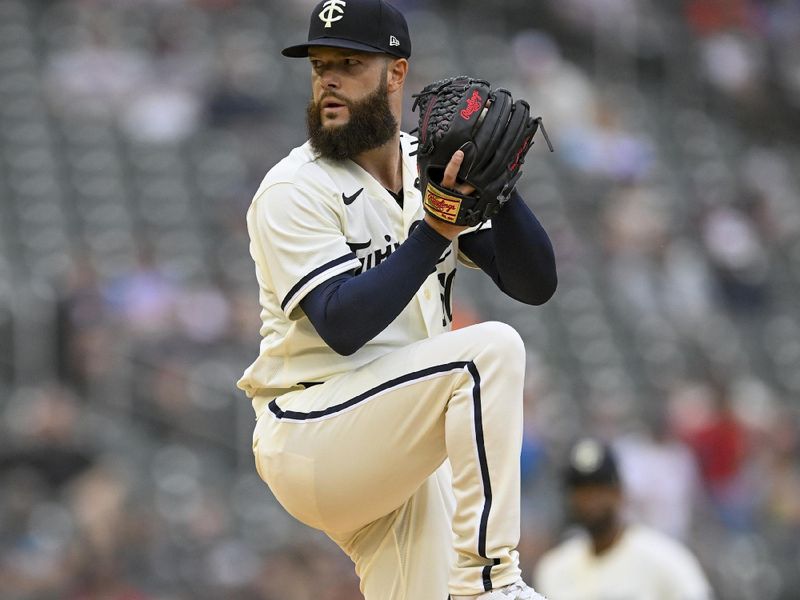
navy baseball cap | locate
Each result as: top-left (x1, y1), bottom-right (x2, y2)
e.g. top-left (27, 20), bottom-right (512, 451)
top-left (282, 0), bottom-right (411, 59)
top-left (563, 438), bottom-right (620, 488)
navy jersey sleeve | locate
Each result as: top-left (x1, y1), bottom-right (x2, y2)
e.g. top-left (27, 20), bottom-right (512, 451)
top-left (458, 191), bottom-right (557, 305)
top-left (300, 220), bottom-right (450, 356)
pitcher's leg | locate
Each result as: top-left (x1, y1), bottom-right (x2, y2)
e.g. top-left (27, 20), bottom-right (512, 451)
top-left (330, 465), bottom-right (456, 600)
top-left (256, 366), bottom-right (459, 534)
top-left (253, 322), bottom-right (527, 596)
top-left (444, 323), bottom-right (525, 595)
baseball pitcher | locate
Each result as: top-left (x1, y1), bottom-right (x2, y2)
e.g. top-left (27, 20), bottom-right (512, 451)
top-left (238, 1), bottom-right (557, 598)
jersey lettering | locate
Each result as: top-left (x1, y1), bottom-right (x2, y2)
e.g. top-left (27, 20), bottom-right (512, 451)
top-left (353, 234), bottom-right (400, 275)
top-left (438, 269), bottom-right (456, 326)
top-left (239, 136), bottom-right (459, 395)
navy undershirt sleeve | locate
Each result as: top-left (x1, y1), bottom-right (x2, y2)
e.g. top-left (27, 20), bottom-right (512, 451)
top-left (300, 220), bottom-right (450, 356)
top-left (300, 191), bottom-right (556, 356)
top-left (458, 190), bottom-right (557, 305)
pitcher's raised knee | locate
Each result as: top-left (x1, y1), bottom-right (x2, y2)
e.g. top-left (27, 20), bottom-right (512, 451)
top-left (471, 321), bottom-right (525, 371)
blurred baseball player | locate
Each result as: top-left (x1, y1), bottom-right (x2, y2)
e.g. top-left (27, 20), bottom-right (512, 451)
top-left (534, 439), bottom-right (713, 600)
top-left (237, 1), bottom-right (557, 598)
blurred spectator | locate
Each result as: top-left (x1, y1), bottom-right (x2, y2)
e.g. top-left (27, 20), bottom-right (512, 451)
top-left (547, 0), bottom-right (641, 39)
top-left (759, 409), bottom-right (800, 596)
top-left (44, 65), bottom-right (140, 119)
top-left (173, 278), bottom-right (232, 345)
top-left (676, 380), bottom-right (755, 531)
top-left (44, 29), bottom-right (151, 120)
top-left (103, 249), bottom-right (179, 341)
top-left (701, 203), bottom-right (770, 313)
top-left (739, 147), bottom-right (800, 242)
top-left (512, 30), bottom-right (596, 140)
top-left (559, 102), bottom-right (655, 182)
top-left (534, 438), bottom-right (712, 600)
top-left (685, 0), bottom-right (754, 35)
top-left (0, 469), bottom-right (74, 598)
top-left (697, 32), bottom-right (766, 105)
top-left (603, 184), bottom-right (714, 329)
top-left (763, 1), bottom-right (800, 107)
top-left (761, 409), bottom-right (800, 531)
top-left (43, 1), bottom-right (209, 142)
top-left (120, 82), bottom-right (202, 144)
top-left (614, 410), bottom-right (702, 541)
top-left (55, 256), bottom-right (113, 391)
top-left (65, 465), bottom-right (151, 600)
top-left (1, 384), bottom-right (96, 489)
top-left (206, 30), bottom-right (277, 126)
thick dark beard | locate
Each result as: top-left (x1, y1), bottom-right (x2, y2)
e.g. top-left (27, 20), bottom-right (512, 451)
top-left (306, 76), bottom-right (397, 161)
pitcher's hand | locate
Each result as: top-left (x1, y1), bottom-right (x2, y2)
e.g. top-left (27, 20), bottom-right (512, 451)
top-left (423, 150), bottom-right (476, 240)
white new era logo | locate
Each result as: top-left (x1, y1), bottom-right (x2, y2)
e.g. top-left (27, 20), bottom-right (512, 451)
top-left (389, 35), bottom-right (400, 47)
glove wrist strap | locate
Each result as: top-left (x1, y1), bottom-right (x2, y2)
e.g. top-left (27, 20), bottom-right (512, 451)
top-left (422, 180), bottom-right (476, 225)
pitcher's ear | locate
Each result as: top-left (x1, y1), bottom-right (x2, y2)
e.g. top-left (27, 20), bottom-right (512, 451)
top-left (386, 57), bottom-right (408, 93)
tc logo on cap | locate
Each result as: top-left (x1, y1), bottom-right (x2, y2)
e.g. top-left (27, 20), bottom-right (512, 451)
top-left (319, 0), bottom-right (346, 28)
top-left (571, 439), bottom-right (604, 473)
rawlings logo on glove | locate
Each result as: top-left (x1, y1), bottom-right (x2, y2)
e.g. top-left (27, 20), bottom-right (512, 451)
top-left (424, 185), bottom-right (462, 223)
top-left (460, 89), bottom-right (484, 120)
top-left (411, 76), bottom-right (553, 227)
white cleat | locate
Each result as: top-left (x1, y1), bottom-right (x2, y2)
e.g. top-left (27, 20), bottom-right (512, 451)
top-left (451, 580), bottom-right (548, 600)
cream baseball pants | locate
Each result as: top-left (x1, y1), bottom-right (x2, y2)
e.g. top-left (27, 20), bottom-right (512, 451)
top-left (251, 322), bottom-right (526, 599)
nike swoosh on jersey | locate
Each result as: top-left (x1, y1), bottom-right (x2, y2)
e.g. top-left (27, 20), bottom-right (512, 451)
top-left (342, 188), bottom-right (364, 205)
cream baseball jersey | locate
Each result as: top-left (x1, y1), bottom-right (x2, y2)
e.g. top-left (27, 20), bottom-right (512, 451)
top-left (534, 524), bottom-right (713, 600)
top-left (237, 132), bottom-right (477, 398)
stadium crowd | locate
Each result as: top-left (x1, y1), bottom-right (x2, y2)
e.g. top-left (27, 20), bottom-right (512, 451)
top-left (1, 0), bottom-right (799, 598)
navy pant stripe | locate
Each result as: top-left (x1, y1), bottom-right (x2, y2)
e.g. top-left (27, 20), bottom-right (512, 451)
top-left (270, 359), bottom-right (498, 591)
top-left (268, 361), bottom-right (470, 421)
top-left (467, 361), bottom-right (496, 591)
